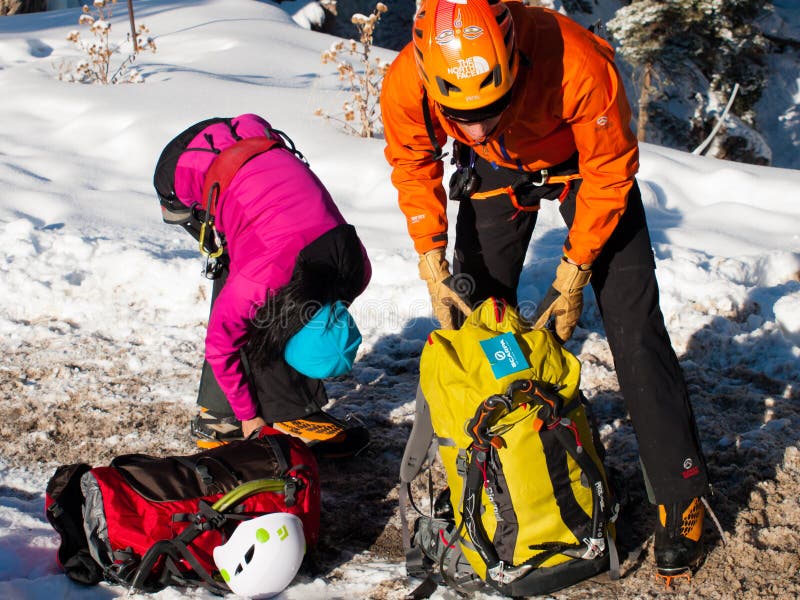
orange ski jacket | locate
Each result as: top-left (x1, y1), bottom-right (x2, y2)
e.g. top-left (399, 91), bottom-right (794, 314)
top-left (381, 3), bottom-right (639, 266)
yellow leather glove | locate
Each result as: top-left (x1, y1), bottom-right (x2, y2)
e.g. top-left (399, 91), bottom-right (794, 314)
top-left (418, 249), bottom-right (472, 329)
top-left (532, 257), bottom-right (592, 342)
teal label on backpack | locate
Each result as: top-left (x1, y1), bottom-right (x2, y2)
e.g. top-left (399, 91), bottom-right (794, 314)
top-left (479, 332), bottom-right (530, 379)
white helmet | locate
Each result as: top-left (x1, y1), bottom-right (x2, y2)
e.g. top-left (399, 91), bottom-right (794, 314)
top-left (213, 512), bottom-right (305, 598)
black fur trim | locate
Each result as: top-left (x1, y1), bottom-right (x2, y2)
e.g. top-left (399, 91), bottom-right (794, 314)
top-left (247, 225), bottom-right (366, 365)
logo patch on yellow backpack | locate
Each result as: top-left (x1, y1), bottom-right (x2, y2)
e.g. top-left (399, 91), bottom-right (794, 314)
top-left (479, 331), bottom-right (530, 379)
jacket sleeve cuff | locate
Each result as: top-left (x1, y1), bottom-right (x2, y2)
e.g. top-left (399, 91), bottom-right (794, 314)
top-left (413, 234), bottom-right (448, 255)
top-left (562, 244), bottom-right (597, 268)
top-left (229, 395), bottom-right (258, 422)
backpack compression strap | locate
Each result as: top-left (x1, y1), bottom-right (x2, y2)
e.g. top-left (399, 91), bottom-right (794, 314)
top-left (127, 478), bottom-right (289, 595)
top-left (460, 379), bottom-right (619, 586)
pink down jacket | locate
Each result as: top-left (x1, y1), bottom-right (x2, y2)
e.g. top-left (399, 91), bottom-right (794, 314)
top-left (173, 114), bottom-right (370, 420)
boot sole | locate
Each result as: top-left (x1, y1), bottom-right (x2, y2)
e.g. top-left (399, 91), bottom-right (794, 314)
top-left (655, 567), bottom-right (693, 588)
top-left (196, 439), bottom-right (229, 449)
top-left (655, 549), bottom-right (705, 588)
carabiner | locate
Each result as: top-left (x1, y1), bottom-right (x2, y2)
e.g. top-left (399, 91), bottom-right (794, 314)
top-left (198, 220), bottom-right (224, 259)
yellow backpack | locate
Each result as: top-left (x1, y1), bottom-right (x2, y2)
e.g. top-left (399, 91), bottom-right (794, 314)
top-left (400, 298), bottom-right (618, 597)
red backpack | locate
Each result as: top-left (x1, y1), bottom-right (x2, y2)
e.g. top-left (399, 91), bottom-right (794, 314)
top-left (45, 427), bottom-right (320, 594)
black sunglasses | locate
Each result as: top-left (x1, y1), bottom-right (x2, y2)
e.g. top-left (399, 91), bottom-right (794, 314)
top-left (439, 89), bottom-right (513, 124)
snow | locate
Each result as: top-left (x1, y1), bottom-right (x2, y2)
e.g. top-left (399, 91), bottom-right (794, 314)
top-left (0, 1), bottom-right (798, 599)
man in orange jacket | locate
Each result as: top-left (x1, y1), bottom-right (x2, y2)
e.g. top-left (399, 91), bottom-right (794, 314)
top-left (381, 0), bottom-right (710, 582)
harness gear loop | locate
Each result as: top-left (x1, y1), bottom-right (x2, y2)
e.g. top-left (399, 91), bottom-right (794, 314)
top-left (471, 172), bottom-right (583, 212)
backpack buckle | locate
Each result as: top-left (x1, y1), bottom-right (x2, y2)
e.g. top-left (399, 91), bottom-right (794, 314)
top-left (456, 450), bottom-right (468, 477)
top-left (283, 478), bottom-right (298, 507)
top-left (195, 501), bottom-right (226, 530)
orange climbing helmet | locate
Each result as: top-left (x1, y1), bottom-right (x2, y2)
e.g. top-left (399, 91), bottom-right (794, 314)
top-left (412, 0), bottom-right (518, 112)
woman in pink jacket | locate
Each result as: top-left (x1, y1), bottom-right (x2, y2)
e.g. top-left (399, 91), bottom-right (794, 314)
top-left (155, 114), bottom-right (371, 458)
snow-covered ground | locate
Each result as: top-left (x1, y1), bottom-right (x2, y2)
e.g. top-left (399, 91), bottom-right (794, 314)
top-left (0, 1), bottom-right (798, 599)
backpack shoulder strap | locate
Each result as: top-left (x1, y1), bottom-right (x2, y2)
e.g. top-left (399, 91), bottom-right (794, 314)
top-left (201, 136), bottom-right (284, 214)
top-left (401, 385), bottom-right (435, 484)
top-left (421, 89), bottom-right (447, 162)
top-left (399, 385), bottom-right (436, 571)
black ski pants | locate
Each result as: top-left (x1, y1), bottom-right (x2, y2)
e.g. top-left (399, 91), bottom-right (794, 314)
top-left (452, 156), bottom-right (708, 504)
top-left (196, 264), bottom-right (327, 423)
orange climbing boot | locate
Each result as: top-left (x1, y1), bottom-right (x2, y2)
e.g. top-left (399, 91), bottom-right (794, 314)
top-left (272, 411), bottom-right (369, 459)
top-left (654, 497), bottom-right (705, 586)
